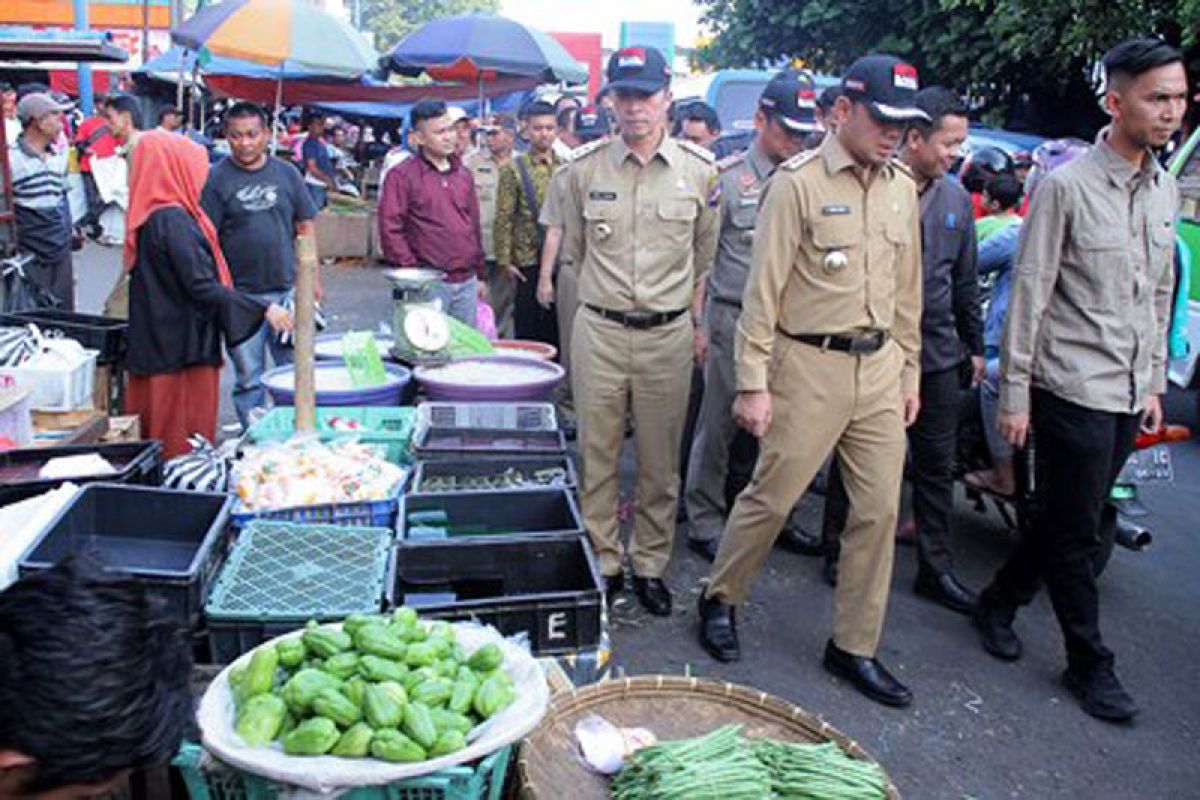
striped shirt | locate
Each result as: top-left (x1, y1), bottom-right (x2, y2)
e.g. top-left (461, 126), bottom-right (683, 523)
top-left (10, 135), bottom-right (69, 211)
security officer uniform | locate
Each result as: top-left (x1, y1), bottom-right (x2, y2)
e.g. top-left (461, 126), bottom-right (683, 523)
top-left (467, 136), bottom-right (514, 336)
top-left (700, 55), bottom-right (927, 707)
top-left (558, 47), bottom-right (720, 605)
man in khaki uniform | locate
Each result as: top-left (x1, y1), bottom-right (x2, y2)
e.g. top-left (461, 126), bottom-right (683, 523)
top-left (558, 46), bottom-right (720, 615)
top-left (698, 55), bottom-right (925, 708)
top-left (467, 114), bottom-right (516, 336)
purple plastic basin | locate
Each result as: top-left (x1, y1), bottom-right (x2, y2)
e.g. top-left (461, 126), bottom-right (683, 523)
top-left (414, 355), bottom-right (565, 402)
top-left (261, 363), bottom-right (413, 407)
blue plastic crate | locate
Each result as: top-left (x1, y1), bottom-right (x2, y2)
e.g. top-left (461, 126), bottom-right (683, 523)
top-left (230, 485), bottom-right (404, 531)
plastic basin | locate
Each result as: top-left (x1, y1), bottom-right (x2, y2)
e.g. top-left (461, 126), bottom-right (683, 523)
top-left (414, 356), bottom-right (564, 402)
top-left (261, 363), bottom-right (412, 407)
top-left (491, 340), bottom-right (558, 362)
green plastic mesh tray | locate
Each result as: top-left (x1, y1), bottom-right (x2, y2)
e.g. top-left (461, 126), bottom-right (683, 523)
top-left (246, 407), bottom-right (417, 464)
top-left (203, 521), bottom-right (394, 663)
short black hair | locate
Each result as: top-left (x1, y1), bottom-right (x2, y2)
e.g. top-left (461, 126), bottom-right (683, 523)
top-left (158, 106), bottom-right (181, 124)
top-left (0, 558), bottom-right (193, 792)
top-left (1104, 37), bottom-right (1184, 86)
top-left (817, 86), bottom-right (844, 113)
top-left (909, 86), bottom-right (969, 137)
top-left (522, 100), bottom-right (556, 120)
top-left (679, 101), bottom-right (720, 134)
top-left (410, 99), bottom-right (447, 131)
top-left (106, 94), bottom-right (143, 129)
top-left (225, 101), bottom-right (268, 128)
top-left (302, 107), bottom-right (325, 127)
top-left (983, 173), bottom-right (1023, 211)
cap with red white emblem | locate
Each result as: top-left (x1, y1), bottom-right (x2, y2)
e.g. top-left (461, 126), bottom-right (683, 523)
top-left (840, 54), bottom-right (930, 123)
top-left (605, 45), bottom-right (671, 95)
top-left (758, 69), bottom-right (820, 133)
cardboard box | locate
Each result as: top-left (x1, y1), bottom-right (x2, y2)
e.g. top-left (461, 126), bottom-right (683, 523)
top-left (102, 415), bottom-right (141, 443)
top-left (314, 207), bottom-right (373, 260)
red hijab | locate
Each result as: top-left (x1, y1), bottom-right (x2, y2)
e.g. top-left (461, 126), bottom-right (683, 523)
top-left (123, 130), bottom-right (232, 287)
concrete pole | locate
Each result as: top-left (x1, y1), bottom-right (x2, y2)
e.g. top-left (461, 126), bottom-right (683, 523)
top-left (73, 0), bottom-right (94, 115)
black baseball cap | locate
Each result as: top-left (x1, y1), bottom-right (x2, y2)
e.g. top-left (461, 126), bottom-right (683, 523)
top-left (574, 105), bottom-right (612, 139)
top-left (758, 69), bottom-right (820, 133)
top-left (841, 54), bottom-right (929, 123)
top-left (605, 46), bottom-right (671, 95)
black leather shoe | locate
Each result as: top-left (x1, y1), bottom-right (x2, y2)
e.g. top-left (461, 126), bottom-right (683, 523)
top-left (822, 556), bottom-right (839, 588)
top-left (972, 599), bottom-right (1022, 661)
top-left (822, 641), bottom-right (912, 707)
top-left (914, 569), bottom-right (979, 615)
top-left (604, 572), bottom-right (625, 607)
top-left (687, 536), bottom-right (721, 563)
top-left (632, 576), bottom-right (672, 616)
top-left (776, 526), bottom-right (824, 556)
top-left (698, 593), bottom-right (740, 662)
top-left (1063, 668), bottom-right (1139, 722)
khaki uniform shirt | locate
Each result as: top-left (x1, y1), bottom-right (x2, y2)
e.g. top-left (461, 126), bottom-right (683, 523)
top-left (1000, 129), bottom-right (1177, 416)
top-left (558, 134), bottom-right (720, 312)
top-left (736, 133), bottom-right (923, 394)
top-left (494, 150), bottom-right (563, 269)
top-left (709, 141), bottom-right (775, 307)
top-left (466, 150), bottom-right (508, 261)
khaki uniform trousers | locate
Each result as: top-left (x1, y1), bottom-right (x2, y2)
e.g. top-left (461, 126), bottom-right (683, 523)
top-left (572, 306), bottom-right (693, 578)
top-left (555, 267), bottom-right (580, 405)
top-left (707, 336), bottom-right (908, 657)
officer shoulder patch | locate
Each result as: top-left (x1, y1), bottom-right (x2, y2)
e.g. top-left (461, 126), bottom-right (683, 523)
top-left (889, 158), bottom-right (915, 182)
top-left (779, 150), bottom-right (819, 172)
top-left (716, 150), bottom-right (747, 173)
top-left (677, 139), bottom-right (717, 163)
top-left (568, 138), bottom-right (608, 162)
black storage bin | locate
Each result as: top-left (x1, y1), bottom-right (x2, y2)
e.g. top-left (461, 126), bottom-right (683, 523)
top-left (0, 441), bottom-right (163, 506)
top-left (18, 483), bottom-right (233, 624)
top-left (400, 488), bottom-right (582, 540)
top-left (394, 533), bottom-right (603, 655)
top-left (409, 455), bottom-right (578, 494)
top-left (412, 427), bottom-right (568, 461)
top-left (0, 310), bottom-right (129, 365)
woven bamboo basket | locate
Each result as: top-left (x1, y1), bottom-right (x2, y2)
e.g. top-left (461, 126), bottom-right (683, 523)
top-left (516, 675), bottom-right (899, 799)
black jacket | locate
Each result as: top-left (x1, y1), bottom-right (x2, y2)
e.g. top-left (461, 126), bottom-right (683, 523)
top-left (918, 177), bottom-right (984, 373)
top-left (127, 207), bottom-right (266, 375)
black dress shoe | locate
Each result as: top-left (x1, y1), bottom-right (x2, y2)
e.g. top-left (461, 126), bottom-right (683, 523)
top-left (687, 536), bottom-right (721, 562)
top-left (822, 556), bottom-right (839, 588)
top-left (632, 576), bottom-right (672, 616)
top-left (972, 598), bottom-right (1022, 661)
top-left (776, 526), bottom-right (824, 556)
top-left (914, 569), bottom-right (979, 615)
top-left (604, 572), bottom-right (625, 607)
top-left (1063, 667), bottom-right (1139, 722)
top-left (822, 640), bottom-right (912, 707)
top-left (698, 593), bottom-right (740, 662)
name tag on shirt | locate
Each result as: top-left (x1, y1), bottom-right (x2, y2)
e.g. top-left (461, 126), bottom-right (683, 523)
top-left (589, 190), bottom-right (618, 201)
top-left (822, 204), bottom-right (851, 216)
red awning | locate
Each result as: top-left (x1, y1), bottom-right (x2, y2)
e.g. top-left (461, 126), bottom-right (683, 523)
top-left (205, 73), bottom-right (540, 105)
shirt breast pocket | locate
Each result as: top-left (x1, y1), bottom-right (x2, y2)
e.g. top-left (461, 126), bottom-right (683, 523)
top-left (1072, 229), bottom-right (1125, 309)
top-left (583, 201), bottom-right (620, 253)
top-left (657, 198), bottom-right (698, 248)
top-left (808, 217), bottom-right (860, 284)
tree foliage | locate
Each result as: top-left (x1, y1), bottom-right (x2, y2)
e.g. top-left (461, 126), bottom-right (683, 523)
top-left (361, 0), bottom-right (500, 51)
top-left (698, 0), bottom-right (1200, 135)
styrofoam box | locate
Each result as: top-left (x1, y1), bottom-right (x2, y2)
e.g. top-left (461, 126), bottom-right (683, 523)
top-left (0, 349), bottom-right (98, 411)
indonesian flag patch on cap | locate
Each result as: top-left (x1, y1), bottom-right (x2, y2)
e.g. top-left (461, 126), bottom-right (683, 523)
top-left (617, 48), bottom-right (646, 69)
top-left (893, 63), bottom-right (918, 91)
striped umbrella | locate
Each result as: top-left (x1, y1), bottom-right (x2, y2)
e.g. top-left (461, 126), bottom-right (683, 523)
top-left (171, 0), bottom-right (377, 78)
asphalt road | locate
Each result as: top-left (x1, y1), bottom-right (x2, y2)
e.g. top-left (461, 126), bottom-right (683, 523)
top-left (76, 244), bottom-right (1200, 799)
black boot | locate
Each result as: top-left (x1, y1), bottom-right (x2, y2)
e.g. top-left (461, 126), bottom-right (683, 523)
top-left (687, 536), bottom-right (721, 563)
top-left (632, 576), bottom-right (672, 616)
top-left (698, 593), bottom-right (740, 662)
top-left (1063, 667), bottom-right (1139, 722)
top-left (822, 640), bottom-right (912, 707)
top-left (914, 569), bottom-right (979, 615)
top-left (972, 595), bottom-right (1022, 661)
top-left (776, 526), bottom-right (824, 556)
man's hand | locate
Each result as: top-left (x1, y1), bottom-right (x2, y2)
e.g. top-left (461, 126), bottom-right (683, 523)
top-left (902, 393), bottom-right (921, 427)
top-left (264, 303), bottom-right (294, 334)
top-left (476, 280), bottom-right (489, 301)
top-left (733, 390), bottom-right (772, 438)
top-left (693, 328), bottom-right (709, 367)
top-left (971, 355), bottom-right (986, 387)
top-left (536, 275), bottom-right (555, 309)
top-left (505, 264), bottom-right (526, 283)
top-left (1142, 394), bottom-right (1163, 433)
top-left (999, 411), bottom-right (1030, 448)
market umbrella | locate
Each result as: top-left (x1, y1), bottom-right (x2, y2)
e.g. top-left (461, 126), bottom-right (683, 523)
top-left (387, 14), bottom-right (586, 110)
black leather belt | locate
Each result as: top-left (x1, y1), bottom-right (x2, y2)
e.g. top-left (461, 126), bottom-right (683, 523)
top-left (586, 304), bottom-right (689, 330)
top-left (782, 329), bottom-right (889, 354)
top-left (711, 295), bottom-right (742, 310)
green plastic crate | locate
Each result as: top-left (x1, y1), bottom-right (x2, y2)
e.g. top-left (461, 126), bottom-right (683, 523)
top-left (204, 521), bottom-right (394, 663)
top-left (173, 743), bottom-right (511, 800)
top-left (246, 407), bottom-right (417, 464)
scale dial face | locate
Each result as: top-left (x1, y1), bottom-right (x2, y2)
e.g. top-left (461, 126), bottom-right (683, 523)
top-left (403, 306), bottom-right (450, 351)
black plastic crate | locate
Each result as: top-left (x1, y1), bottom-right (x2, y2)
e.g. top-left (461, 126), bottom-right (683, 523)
top-left (0, 440), bottom-right (163, 506)
top-left (400, 488), bottom-right (582, 540)
top-left (413, 427), bottom-right (567, 461)
top-left (18, 483), bottom-right (233, 624)
top-left (0, 309), bottom-right (129, 365)
top-left (409, 455), bottom-right (577, 494)
top-left (394, 533), bottom-right (603, 656)
top-left (204, 521), bottom-right (396, 663)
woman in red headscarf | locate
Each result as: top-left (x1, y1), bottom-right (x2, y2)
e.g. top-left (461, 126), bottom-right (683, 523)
top-left (124, 130), bottom-right (292, 458)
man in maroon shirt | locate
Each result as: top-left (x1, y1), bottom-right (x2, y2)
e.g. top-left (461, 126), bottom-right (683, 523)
top-left (378, 100), bottom-right (488, 326)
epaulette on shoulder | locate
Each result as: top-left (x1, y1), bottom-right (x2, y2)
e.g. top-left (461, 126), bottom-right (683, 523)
top-left (889, 157), bottom-right (915, 182)
top-left (678, 138), bottom-right (717, 163)
top-left (716, 151), bottom-right (747, 173)
top-left (779, 149), bottom-right (819, 172)
top-left (568, 138), bottom-right (608, 162)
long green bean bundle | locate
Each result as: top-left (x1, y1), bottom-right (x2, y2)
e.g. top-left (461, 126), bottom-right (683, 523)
top-left (755, 740), bottom-right (888, 799)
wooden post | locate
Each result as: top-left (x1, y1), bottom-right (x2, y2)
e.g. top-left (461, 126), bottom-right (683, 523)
top-left (293, 234), bottom-right (318, 433)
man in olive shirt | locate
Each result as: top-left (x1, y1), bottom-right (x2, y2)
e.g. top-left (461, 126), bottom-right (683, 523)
top-left (558, 47), bottom-right (720, 616)
top-left (698, 55), bottom-right (924, 708)
top-left (976, 38), bottom-right (1187, 723)
top-left (468, 114), bottom-right (516, 336)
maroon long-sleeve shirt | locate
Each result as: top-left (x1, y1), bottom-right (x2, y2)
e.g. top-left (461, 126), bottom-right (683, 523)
top-left (377, 151), bottom-right (485, 282)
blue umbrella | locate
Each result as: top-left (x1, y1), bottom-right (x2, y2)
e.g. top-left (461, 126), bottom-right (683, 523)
top-left (388, 14), bottom-right (586, 86)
